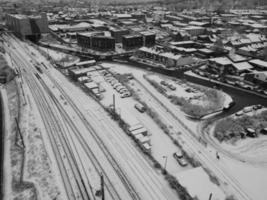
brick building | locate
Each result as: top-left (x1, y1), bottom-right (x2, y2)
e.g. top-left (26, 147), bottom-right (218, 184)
top-left (77, 32), bottom-right (104, 49)
top-left (140, 31), bottom-right (156, 47)
top-left (122, 34), bottom-right (143, 50)
top-left (91, 36), bottom-right (115, 51)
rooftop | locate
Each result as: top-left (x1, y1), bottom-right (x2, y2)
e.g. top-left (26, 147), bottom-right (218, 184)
top-left (209, 57), bottom-right (232, 66)
top-left (249, 59), bottom-right (267, 68)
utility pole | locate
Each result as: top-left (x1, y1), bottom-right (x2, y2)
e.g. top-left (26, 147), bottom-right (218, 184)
top-left (209, 193), bottom-right (212, 200)
top-left (15, 117), bottom-right (25, 149)
top-left (113, 94), bottom-right (116, 113)
top-left (163, 156), bottom-right (168, 171)
top-left (101, 173), bottom-right (105, 200)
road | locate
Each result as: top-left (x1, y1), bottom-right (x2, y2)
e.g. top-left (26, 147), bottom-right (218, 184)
top-left (3, 33), bottom-right (178, 200)
top-left (126, 72), bottom-right (254, 200)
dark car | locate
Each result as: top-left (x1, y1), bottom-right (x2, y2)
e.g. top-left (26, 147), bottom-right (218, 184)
top-left (260, 128), bottom-right (267, 135)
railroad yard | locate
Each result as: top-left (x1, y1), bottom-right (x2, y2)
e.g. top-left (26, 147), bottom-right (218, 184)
top-left (2, 32), bottom-right (267, 200)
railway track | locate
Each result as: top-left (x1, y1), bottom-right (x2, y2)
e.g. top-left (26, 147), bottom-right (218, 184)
top-left (5, 41), bottom-right (92, 200)
top-left (8, 34), bottom-right (142, 200)
top-left (41, 71), bottom-right (142, 200)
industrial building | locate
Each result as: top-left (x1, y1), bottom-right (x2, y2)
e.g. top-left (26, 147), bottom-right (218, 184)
top-left (122, 34), bottom-right (143, 50)
top-left (136, 47), bottom-right (196, 68)
top-left (6, 13), bottom-right (49, 41)
top-left (91, 36), bottom-right (115, 51)
top-left (140, 31), bottom-right (156, 47)
top-left (77, 32), bottom-right (104, 49)
top-left (110, 28), bottom-right (130, 43)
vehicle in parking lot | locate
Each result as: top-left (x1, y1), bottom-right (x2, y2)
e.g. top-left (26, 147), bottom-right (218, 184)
top-left (121, 92), bottom-right (131, 98)
top-left (177, 157), bottom-right (188, 166)
top-left (173, 150), bottom-right (183, 159)
top-left (260, 128), bottom-right (267, 135)
top-left (253, 104), bottom-right (263, 110)
top-left (160, 80), bottom-right (168, 86)
top-left (235, 111), bottom-right (243, 116)
top-left (113, 83), bottom-right (122, 89)
top-left (243, 106), bottom-right (253, 113)
top-left (173, 150), bottom-right (187, 166)
top-left (246, 128), bottom-right (257, 138)
top-left (169, 85), bottom-right (176, 91)
top-left (135, 103), bottom-right (146, 113)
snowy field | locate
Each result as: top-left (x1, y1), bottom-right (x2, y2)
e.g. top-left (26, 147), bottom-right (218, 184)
top-left (39, 46), bottom-right (79, 67)
top-left (99, 62), bottom-right (267, 200)
top-left (175, 167), bottom-right (226, 200)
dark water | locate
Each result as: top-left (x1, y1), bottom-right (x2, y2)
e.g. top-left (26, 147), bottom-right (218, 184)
top-left (114, 61), bottom-right (267, 118)
top-left (183, 74), bottom-right (267, 120)
top-left (0, 96), bottom-right (3, 200)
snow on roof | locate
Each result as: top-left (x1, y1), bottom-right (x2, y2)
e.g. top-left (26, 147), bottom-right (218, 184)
top-left (140, 31), bottom-right (155, 36)
top-left (113, 13), bottom-right (132, 18)
top-left (209, 57), bottom-right (232, 66)
top-left (139, 46), bottom-right (160, 54)
top-left (175, 167), bottom-right (226, 200)
top-left (160, 52), bottom-right (181, 60)
top-left (232, 62), bottom-right (253, 71)
top-left (75, 60), bottom-right (96, 66)
top-left (198, 48), bottom-right (213, 54)
top-left (228, 54), bottom-right (247, 62)
top-left (123, 34), bottom-right (142, 39)
top-left (253, 71), bottom-right (267, 76)
top-left (84, 82), bottom-right (98, 89)
top-left (170, 41), bottom-right (194, 46)
top-left (189, 21), bottom-right (209, 26)
top-left (71, 67), bottom-right (95, 75)
top-left (78, 76), bottom-right (90, 81)
top-left (183, 26), bottom-right (205, 30)
top-left (249, 59), bottom-right (267, 68)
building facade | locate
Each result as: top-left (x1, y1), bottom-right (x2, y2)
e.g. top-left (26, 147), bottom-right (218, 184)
top-left (6, 13), bottom-right (49, 40)
top-left (122, 34), bottom-right (143, 50)
top-left (110, 28), bottom-right (129, 43)
top-left (141, 31), bottom-right (156, 47)
top-left (91, 36), bottom-right (115, 51)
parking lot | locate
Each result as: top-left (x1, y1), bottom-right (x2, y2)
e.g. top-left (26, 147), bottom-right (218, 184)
top-left (85, 67), bottom-right (192, 174)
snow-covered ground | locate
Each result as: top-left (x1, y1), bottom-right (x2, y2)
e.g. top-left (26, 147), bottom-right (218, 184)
top-left (175, 167), bottom-right (226, 200)
top-left (38, 46), bottom-right (79, 67)
top-left (146, 73), bottom-right (232, 113)
top-left (87, 69), bottom-right (191, 175)
top-left (221, 156), bottom-right (267, 200)
top-left (99, 62), bottom-right (267, 200)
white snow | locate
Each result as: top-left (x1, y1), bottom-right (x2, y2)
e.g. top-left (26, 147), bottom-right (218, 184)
top-left (175, 167), bottom-right (226, 200)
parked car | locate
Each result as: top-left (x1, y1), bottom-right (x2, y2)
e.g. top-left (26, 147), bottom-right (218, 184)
top-left (235, 111), bottom-right (243, 116)
top-left (243, 106), bottom-right (253, 113)
top-left (173, 151), bottom-right (187, 167)
top-left (134, 103), bottom-right (146, 113)
top-left (160, 80), bottom-right (167, 86)
top-left (260, 128), bottom-right (267, 135)
top-left (169, 85), bottom-right (176, 91)
top-left (173, 150), bottom-right (183, 159)
top-left (113, 83), bottom-right (122, 89)
top-left (246, 128), bottom-right (257, 138)
top-left (177, 157), bottom-right (188, 167)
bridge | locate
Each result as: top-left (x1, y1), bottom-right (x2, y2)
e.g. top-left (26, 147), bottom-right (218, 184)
top-left (38, 42), bottom-right (134, 61)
